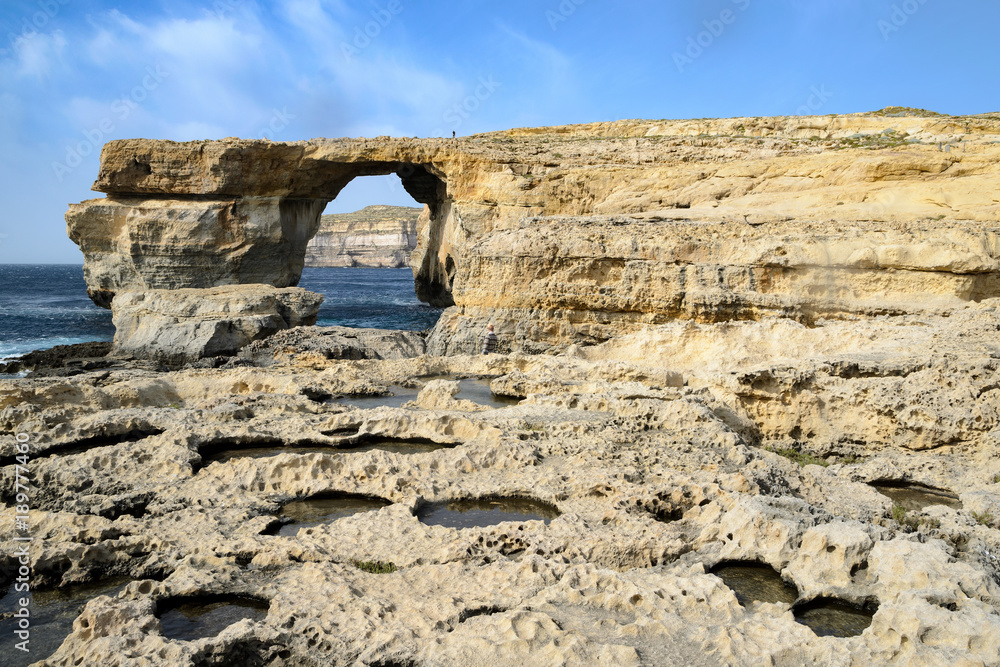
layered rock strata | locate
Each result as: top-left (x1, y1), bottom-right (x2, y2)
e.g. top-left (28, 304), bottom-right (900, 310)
top-left (67, 112), bottom-right (1000, 324)
top-left (110, 285), bottom-right (323, 364)
top-left (304, 205), bottom-right (421, 268)
top-left (429, 214), bottom-right (1000, 354)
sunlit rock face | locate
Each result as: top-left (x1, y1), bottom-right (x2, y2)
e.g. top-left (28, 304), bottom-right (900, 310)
top-left (68, 113), bottom-right (1000, 351)
top-left (428, 214), bottom-right (1000, 354)
top-left (68, 196), bottom-right (327, 307)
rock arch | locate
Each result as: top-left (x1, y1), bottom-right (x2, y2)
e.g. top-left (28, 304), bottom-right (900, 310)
top-left (67, 116), bottom-right (1000, 354)
top-left (67, 139), bottom-right (466, 309)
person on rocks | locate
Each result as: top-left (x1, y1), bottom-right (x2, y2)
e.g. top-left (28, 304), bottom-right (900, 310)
top-left (481, 323), bottom-right (499, 355)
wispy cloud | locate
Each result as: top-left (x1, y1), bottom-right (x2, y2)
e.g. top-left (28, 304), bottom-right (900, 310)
top-left (9, 30), bottom-right (67, 80)
top-left (496, 23), bottom-right (572, 79)
top-left (275, 0), bottom-right (464, 135)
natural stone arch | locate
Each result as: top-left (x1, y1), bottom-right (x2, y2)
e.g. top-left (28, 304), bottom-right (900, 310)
top-left (69, 117), bottom-right (1000, 355)
top-left (306, 161), bottom-right (454, 306)
top-left (67, 141), bottom-right (461, 309)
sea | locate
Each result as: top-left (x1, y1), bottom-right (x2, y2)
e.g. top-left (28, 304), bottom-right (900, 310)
top-left (0, 265), bottom-right (442, 362)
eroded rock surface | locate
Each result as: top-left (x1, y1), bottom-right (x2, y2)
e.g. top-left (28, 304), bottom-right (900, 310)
top-left (26, 111), bottom-right (1000, 664)
top-left (4, 306), bottom-right (1000, 666)
top-left (431, 215), bottom-right (1000, 354)
top-left (67, 112), bottom-right (1000, 320)
top-left (111, 285), bottom-right (323, 364)
top-left (240, 325), bottom-right (427, 365)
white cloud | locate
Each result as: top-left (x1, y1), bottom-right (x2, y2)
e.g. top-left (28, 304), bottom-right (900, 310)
top-left (273, 0), bottom-right (465, 134)
top-left (279, 0), bottom-right (346, 46)
top-left (495, 24), bottom-right (572, 78)
top-left (85, 27), bottom-right (118, 65)
top-left (148, 17), bottom-right (262, 66)
top-left (72, 9), bottom-right (281, 140)
top-left (11, 30), bottom-right (67, 80)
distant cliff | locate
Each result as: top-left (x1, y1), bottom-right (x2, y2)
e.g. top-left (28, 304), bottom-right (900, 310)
top-left (305, 205), bottom-right (422, 268)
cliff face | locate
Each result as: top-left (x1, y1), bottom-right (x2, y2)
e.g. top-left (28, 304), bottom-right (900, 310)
top-left (66, 111), bottom-right (1000, 348)
top-left (427, 214), bottom-right (1000, 354)
top-left (304, 205), bottom-right (421, 268)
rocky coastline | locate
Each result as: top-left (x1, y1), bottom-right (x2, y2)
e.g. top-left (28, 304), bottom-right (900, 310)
top-left (3, 110), bottom-right (1000, 665)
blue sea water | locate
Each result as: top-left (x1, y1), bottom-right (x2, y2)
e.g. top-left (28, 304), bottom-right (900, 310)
top-left (0, 265), bottom-right (114, 360)
top-left (298, 267), bottom-right (442, 330)
top-left (0, 265), bottom-right (441, 360)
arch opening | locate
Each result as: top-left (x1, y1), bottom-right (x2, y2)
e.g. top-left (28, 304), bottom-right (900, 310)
top-left (299, 162), bottom-right (454, 309)
top-left (296, 167), bottom-right (447, 332)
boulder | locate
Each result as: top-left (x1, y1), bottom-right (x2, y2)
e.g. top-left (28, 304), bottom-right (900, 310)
top-left (239, 325), bottom-right (427, 365)
top-left (402, 379), bottom-right (489, 412)
top-left (111, 285), bottom-right (323, 364)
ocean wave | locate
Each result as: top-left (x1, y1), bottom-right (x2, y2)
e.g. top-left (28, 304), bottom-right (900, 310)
top-left (0, 336), bottom-right (112, 360)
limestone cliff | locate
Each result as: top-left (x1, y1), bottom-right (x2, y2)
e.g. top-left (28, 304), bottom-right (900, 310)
top-left (304, 205), bottom-right (420, 268)
top-left (67, 110), bottom-right (1000, 349)
top-left (427, 213), bottom-right (1000, 354)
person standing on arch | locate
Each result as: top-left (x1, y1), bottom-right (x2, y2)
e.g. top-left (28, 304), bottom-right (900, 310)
top-left (481, 323), bottom-right (498, 355)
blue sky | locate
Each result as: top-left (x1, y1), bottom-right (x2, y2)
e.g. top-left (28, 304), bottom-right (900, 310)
top-left (1, 0), bottom-right (998, 263)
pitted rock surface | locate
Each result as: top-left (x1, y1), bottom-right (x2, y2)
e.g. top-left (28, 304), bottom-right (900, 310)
top-left (4, 306), bottom-right (1000, 666)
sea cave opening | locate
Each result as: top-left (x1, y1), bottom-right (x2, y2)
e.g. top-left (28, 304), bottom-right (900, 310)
top-left (296, 171), bottom-right (445, 333)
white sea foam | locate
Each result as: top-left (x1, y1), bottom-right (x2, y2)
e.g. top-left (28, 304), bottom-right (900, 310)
top-left (0, 337), bottom-right (105, 360)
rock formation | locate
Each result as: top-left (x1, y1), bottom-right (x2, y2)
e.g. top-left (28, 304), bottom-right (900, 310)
top-left (3, 307), bottom-right (1000, 665)
top-left (67, 112), bottom-right (1000, 322)
top-left (428, 214), bottom-right (1000, 354)
top-left (15, 109), bottom-right (999, 663)
top-left (304, 205), bottom-right (421, 268)
top-left (111, 285), bottom-right (323, 364)
top-left (240, 325), bottom-right (427, 365)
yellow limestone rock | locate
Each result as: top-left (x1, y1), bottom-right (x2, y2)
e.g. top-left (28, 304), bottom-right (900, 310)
top-left (67, 112), bottom-right (1000, 332)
